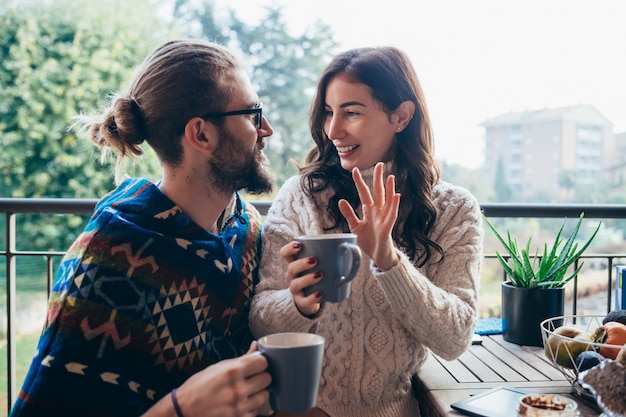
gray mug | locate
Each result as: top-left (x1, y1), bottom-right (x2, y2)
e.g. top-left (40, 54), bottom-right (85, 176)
top-left (257, 332), bottom-right (325, 414)
top-left (296, 233), bottom-right (362, 303)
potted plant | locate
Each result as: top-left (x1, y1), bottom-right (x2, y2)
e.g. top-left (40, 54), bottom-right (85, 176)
top-left (484, 212), bottom-right (601, 346)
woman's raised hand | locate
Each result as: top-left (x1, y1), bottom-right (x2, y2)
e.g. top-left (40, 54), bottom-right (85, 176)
top-left (338, 162), bottom-right (401, 271)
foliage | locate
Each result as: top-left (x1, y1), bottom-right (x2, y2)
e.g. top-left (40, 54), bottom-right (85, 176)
top-left (440, 161), bottom-right (491, 202)
top-left (483, 213), bottom-right (601, 288)
top-left (0, 332), bottom-right (41, 412)
top-left (0, 0), bottom-right (176, 249)
top-left (234, 7), bottom-right (337, 185)
top-left (0, 0), bottom-right (172, 199)
top-left (494, 155), bottom-right (512, 202)
top-left (1, 0), bottom-right (337, 250)
top-left (178, 1), bottom-right (338, 186)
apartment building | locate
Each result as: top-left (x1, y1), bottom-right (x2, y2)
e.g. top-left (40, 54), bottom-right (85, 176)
top-left (482, 104), bottom-right (615, 201)
top-left (606, 131), bottom-right (626, 190)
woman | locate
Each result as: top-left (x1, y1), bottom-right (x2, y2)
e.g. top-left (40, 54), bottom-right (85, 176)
top-left (250, 46), bottom-right (483, 417)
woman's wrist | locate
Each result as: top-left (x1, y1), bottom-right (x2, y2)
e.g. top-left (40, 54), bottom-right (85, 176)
top-left (295, 300), bottom-right (320, 318)
top-left (374, 246), bottom-right (400, 271)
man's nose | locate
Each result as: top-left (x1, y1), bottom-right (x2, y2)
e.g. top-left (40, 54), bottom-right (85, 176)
top-left (259, 116), bottom-right (273, 136)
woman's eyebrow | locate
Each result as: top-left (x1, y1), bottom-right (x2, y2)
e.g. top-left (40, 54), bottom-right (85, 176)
top-left (339, 101), bottom-right (366, 108)
top-left (324, 101), bottom-right (366, 109)
top-left (326, 101), bottom-right (366, 109)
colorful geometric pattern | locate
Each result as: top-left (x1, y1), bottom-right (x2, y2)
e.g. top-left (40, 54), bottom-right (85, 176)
top-left (10, 178), bottom-right (262, 417)
top-left (148, 276), bottom-right (214, 371)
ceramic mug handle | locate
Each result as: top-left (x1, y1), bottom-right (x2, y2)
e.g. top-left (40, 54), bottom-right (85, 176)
top-left (335, 242), bottom-right (361, 285)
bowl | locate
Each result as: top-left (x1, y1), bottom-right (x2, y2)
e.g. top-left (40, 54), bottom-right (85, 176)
top-left (540, 315), bottom-right (626, 397)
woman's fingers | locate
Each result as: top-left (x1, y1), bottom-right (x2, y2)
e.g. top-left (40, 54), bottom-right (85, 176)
top-left (288, 269), bottom-right (319, 292)
top-left (385, 173), bottom-right (395, 205)
top-left (383, 174), bottom-right (401, 228)
top-left (372, 162), bottom-right (385, 209)
top-left (291, 272), bottom-right (322, 316)
top-left (352, 162), bottom-right (390, 210)
top-left (285, 256), bottom-right (316, 281)
top-left (338, 199), bottom-right (359, 230)
top-left (279, 241), bottom-right (302, 261)
top-left (343, 162), bottom-right (399, 231)
top-left (351, 167), bottom-right (374, 207)
top-left (279, 244), bottom-right (322, 315)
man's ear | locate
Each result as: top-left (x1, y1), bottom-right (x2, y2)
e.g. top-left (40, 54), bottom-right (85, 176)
top-left (183, 117), bottom-right (218, 155)
top-left (393, 100), bottom-right (416, 132)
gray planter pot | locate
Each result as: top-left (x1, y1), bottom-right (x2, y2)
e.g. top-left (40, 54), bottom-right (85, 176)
top-left (501, 281), bottom-right (564, 346)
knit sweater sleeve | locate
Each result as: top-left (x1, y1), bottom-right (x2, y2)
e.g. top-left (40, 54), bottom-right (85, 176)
top-left (249, 177), bottom-right (322, 337)
top-left (373, 182), bottom-right (483, 360)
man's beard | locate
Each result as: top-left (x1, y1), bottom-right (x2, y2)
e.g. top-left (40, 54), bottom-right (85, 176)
top-left (208, 127), bottom-right (275, 195)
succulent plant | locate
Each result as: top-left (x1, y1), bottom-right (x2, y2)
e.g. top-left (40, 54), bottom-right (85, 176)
top-left (484, 212), bottom-right (601, 288)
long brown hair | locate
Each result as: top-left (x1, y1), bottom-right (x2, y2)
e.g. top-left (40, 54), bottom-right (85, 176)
top-left (73, 39), bottom-right (242, 182)
top-left (302, 46), bottom-right (442, 266)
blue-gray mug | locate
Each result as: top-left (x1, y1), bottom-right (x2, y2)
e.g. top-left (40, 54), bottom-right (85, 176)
top-left (297, 233), bottom-right (362, 303)
top-left (257, 332), bottom-right (325, 413)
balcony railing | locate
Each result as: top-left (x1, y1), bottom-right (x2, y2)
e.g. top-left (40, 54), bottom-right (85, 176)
top-left (2, 198), bottom-right (626, 414)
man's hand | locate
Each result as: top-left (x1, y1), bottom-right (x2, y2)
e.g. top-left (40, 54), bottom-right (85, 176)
top-left (143, 348), bottom-right (270, 417)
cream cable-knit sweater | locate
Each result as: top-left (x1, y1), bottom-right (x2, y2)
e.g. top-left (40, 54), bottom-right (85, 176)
top-left (250, 164), bottom-right (483, 417)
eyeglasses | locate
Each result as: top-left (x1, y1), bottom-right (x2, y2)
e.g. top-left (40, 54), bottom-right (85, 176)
top-left (201, 103), bottom-right (263, 129)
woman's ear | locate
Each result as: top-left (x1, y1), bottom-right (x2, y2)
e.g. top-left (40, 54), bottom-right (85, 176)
top-left (394, 100), bottom-right (416, 132)
top-left (183, 117), bottom-right (218, 155)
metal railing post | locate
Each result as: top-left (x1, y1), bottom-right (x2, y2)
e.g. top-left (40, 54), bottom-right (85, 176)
top-left (46, 256), bottom-right (55, 295)
top-left (5, 212), bottom-right (17, 414)
top-left (607, 257), bottom-right (614, 314)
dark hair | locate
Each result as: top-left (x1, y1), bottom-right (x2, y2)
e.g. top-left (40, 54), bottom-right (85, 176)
top-left (74, 39), bottom-right (241, 182)
top-left (302, 46), bottom-right (442, 266)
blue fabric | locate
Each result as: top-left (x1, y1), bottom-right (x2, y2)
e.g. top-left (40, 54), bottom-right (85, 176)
top-left (474, 318), bottom-right (503, 335)
top-left (10, 178), bottom-right (262, 417)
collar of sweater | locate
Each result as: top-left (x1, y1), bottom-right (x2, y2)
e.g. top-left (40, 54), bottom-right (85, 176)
top-left (357, 161), bottom-right (395, 191)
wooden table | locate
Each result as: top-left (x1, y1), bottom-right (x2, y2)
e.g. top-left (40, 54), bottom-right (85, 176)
top-left (413, 334), bottom-right (602, 416)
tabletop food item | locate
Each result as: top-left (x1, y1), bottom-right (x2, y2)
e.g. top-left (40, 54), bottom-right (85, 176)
top-left (574, 351), bottom-right (605, 372)
top-left (602, 310), bottom-right (626, 326)
top-left (543, 312), bottom-right (626, 370)
top-left (578, 359), bottom-right (626, 417)
top-left (517, 394), bottom-right (579, 416)
top-left (597, 321), bottom-right (626, 360)
top-left (544, 326), bottom-right (602, 368)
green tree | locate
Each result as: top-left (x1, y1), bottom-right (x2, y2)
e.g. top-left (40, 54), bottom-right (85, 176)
top-left (494, 155), bottom-right (512, 202)
top-left (0, 0), bottom-right (176, 249)
top-left (177, 1), bottom-right (338, 186)
top-left (559, 169), bottom-right (576, 201)
top-left (440, 161), bottom-right (491, 202)
top-left (1, 0), bottom-right (336, 251)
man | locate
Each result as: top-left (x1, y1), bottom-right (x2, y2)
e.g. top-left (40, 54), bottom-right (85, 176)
top-left (10, 39), bottom-right (273, 417)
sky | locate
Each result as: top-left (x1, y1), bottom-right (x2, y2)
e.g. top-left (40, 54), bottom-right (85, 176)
top-left (214, 0), bottom-right (626, 169)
